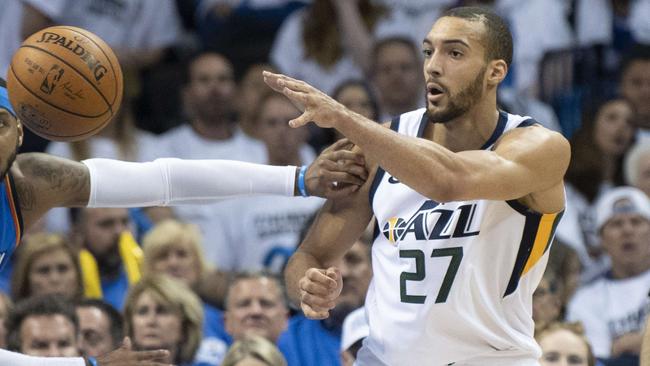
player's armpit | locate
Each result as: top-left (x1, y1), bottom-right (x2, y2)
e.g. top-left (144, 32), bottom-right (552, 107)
top-left (13, 153), bottom-right (90, 227)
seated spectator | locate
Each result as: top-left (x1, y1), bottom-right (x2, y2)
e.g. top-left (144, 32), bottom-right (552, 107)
top-left (236, 63), bottom-right (280, 138)
top-left (619, 46), bottom-right (650, 140)
top-left (271, 0), bottom-right (388, 94)
top-left (278, 237), bottom-right (372, 366)
top-left (224, 272), bottom-right (289, 344)
top-left (537, 322), bottom-right (596, 366)
top-left (0, 292), bottom-right (12, 349)
top-left (73, 207), bottom-right (142, 310)
top-left (546, 239), bottom-right (582, 308)
top-left (331, 79), bottom-right (380, 143)
top-left (370, 36), bottom-right (423, 121)
top-left (533, 269), bottom-right (564, 335)
top-left (222, 335), bottom-right (287, 366)
top-left (142, 219), bottom-right (230, 365)
top-left (624, 142), bottom-right (650, 198)
top-left (123, 274), bottom-right (203, 366)
top-left (558, 96), bottom-right (637, 282)
top-left (11, 232), bottom-right (82, 301)
top-left (340, 307), bottom-right (369, 366)
top-left (567, 187), bottom-right (650, 364)
top-left (75, 299), bottom-right (123, 358)
top-left (6, 295), bottom-right (80, 357)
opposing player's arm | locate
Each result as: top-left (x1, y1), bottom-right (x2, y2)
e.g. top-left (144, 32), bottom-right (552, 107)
top-left (13, 153), bottom-right (90, 228)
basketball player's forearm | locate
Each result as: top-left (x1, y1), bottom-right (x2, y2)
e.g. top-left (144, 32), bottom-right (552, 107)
top-left (336, 112), bottom-right (468, 201)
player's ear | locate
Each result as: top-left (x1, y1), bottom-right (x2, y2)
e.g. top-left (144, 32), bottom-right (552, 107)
top-left (15, 118), bottom-right (24, 146)
top-left (486, 59), bottom-right (508, 86)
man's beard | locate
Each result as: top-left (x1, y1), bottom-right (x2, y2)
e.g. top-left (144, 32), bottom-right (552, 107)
top-left (426, 66), bottom-right (486, 124)
top-left (0, 141), bottom-right (18, 181)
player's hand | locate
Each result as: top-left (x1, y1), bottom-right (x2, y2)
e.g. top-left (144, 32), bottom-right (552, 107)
top-left (299, 267), bottom-right (343, 319)
top-left (305, 139), bottom-right (367, 199)
top-left (94, 337), bottom-right (171, 366)
top-left (263, 71), bottom-right (348, 129)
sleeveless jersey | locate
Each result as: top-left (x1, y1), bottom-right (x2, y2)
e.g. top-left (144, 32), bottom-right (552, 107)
top-left (362, 109), bottom-right (563, 365)
top-left (0, 173), bottom-right (23, 270)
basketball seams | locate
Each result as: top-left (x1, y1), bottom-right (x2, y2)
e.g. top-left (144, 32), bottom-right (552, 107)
top-left (18, 44), bottom-right (112, 116)
top-left (9, 64), bottom-right (109, 119)
top-left (52, 26), bottom-right (120, 106)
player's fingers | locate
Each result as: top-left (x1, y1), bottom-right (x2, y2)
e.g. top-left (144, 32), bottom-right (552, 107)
top-left (325, 184), bottom-right (359, 199)
top-left (321, 171), bottom-right (365, 186)
top-left (262, 71), bottom-right (284, 92)
top-left (301, 302), bottom-right (330, 320)
top-left (323, 138), bottom-right (355, 153)
top-left (135, 349), bottom-right (171, 361)
top-left (301, 291), bottom-right (337, 308)
top-left (320, 159), bottom-right (367, 180)
top-left (277, 78), bottom-right (312, 93)
top-left (306, 268), bottom-right (338, 289)
top-left (289, 114), bottom-right (313, 128)
top-left (327, 150), bottom-right (365, 166)
top-left (326, 267), bottom-right (342, 281)
top-left (299, 278), bottom-right (332, 296)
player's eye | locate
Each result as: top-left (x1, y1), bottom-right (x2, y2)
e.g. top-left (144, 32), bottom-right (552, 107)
top-left (450, 50), bottom-right (463, 58)
top-left (422, 49), bottom-right (433, 58)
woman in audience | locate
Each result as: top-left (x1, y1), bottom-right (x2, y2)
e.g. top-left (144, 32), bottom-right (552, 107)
top-left (0, 292), bottom-right (12, 349)
top-left (123, 274), bottom-right (203, 366)
top-left (533, 270), bottom-right (564, 335)
top-left (11, 232), bottom-right (83, 301)
top-left (142, 221), bottom-right (230, 365)
top-left (537, 322), bottom-right (596, 366)
top-left (557, 96), bottom-right (637, 282)
top-left (222, 335), bottom-right (287, 366)
top-left (331, 79), bottom-right (381, 143)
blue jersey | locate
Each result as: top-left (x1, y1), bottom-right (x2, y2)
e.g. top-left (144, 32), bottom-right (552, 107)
top-left (0, 173), bottom-right (22, 270)
top-left (278, 315), bottom-right (341, 366)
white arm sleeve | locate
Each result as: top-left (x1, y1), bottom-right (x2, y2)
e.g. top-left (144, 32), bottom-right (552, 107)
top-left (83, 158), bottom-right (297, 208)
top-left (0, 349), bottom-right (85, 366)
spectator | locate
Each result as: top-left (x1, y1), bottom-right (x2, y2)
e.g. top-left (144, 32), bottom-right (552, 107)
top-left (333, 80), bottom-right (380, 121)
top-left (546, 239), bottom-right (582, 307)
top-left (224, 272), bottom-right (289, 344)
top-left (21, 0), bottom-right (181, 70)
top-left (271, 0), bottom-right (388, 94)
top-left (123, 274), bottom-right (203, 366)
top-left (75, 299), bottom-right (123, 358)
top-left (278, 237), bottom-right (372, 366)
top-left (6, 295), bottom-right (79, 357)
top-left (142, 219), bottom-right (230, 365)
top-left (236, 63), bottom-right (280, 138)
top-left (624, 142), bottom-right (650, 197)
top-left (210, 92), bottom-right (324, 273)
top-left (533, 270), bottom-right (564, 335)
top-left (619, 45), bottom-right (650, 140)
top-left (0, 292), bottom-right (12, 349)
top-left (340, 307), bottom-right (369, 366)
top-left (558, 96), bottom-right (637, 282)
top-left (222, 335), bottom-right (287, 366)
top-left (370, 37), bottom-right (423, 121)
top-left (11, 232), bottom-right (82, 301)
top-left (567, 187), bottom-right (650, 364)
top-left (152, 51), bottom-right (267, 266)
top-left (537, 322), bottom-right (596, 366)
top-left (73, 207), bottom-right (142, 310)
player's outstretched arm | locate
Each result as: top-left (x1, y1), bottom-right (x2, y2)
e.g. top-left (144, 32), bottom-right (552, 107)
top-left (285, 166), bottom-right (375, 319)
top-left (264, 71), bottom-right (570, 213)
top-left (13, 139), bottom-right (366, 229)
top-left (0, 337), bottom-right (170, 366)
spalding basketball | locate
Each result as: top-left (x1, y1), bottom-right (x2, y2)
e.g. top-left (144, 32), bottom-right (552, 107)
top-left (7, 26), bottom-right (123, 141)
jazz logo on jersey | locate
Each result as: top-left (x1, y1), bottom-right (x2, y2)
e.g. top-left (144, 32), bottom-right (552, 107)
top-left (382, 201), bottom-right (480, 244)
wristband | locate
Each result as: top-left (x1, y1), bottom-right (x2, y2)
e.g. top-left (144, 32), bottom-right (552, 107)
top-left (87, 357), bottom-right (98, 366)
top-left (298, 165), bottom-right (309, 197)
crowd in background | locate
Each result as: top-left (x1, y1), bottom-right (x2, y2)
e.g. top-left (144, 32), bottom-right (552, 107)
top-left (0, 0), bottom-right (649, 365)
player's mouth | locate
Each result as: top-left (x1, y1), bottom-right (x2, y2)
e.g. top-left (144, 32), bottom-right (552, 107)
top-left (427, 82), bottom-right (446, 103)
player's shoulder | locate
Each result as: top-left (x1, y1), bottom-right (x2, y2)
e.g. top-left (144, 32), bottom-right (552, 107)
top-left (497, 113), bottom-right (570, 157)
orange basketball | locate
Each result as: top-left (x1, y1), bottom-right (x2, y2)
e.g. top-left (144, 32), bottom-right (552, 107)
top-left (7, 26), bottom-right (123, 141)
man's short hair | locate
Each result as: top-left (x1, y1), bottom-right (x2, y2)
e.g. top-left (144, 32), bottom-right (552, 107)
top-left (225, 271), bottom-right (288, 310)
top-left (6, 295), bottom-right (78, 352)
top-left (620, 44), bottom-right (650, 79)
top-left (443, 6), bottom-right (513, 67)
top-left (76, 298), bottom-right (124, 347)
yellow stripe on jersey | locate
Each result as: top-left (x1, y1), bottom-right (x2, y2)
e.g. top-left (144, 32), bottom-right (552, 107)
top-left (522, 212), bottom-right (559, 275)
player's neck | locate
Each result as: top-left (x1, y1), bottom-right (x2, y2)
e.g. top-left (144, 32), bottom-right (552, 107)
top-left (425, 100), bottom-right (500, 152)
top-left (191, 118), bottom-right (234, 140)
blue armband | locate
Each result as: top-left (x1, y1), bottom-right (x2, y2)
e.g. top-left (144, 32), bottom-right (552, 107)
top-left (298, 165), bottom-right (309, 197)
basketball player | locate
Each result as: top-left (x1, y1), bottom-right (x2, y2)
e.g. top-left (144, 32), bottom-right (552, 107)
top-left (266, 6), bottom-right (570, 366)
top-left (0, 77), bottom-right (365, 365)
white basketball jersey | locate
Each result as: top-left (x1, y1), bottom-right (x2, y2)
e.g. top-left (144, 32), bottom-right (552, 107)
top-left (362, 109), bottom-right (563, 366)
